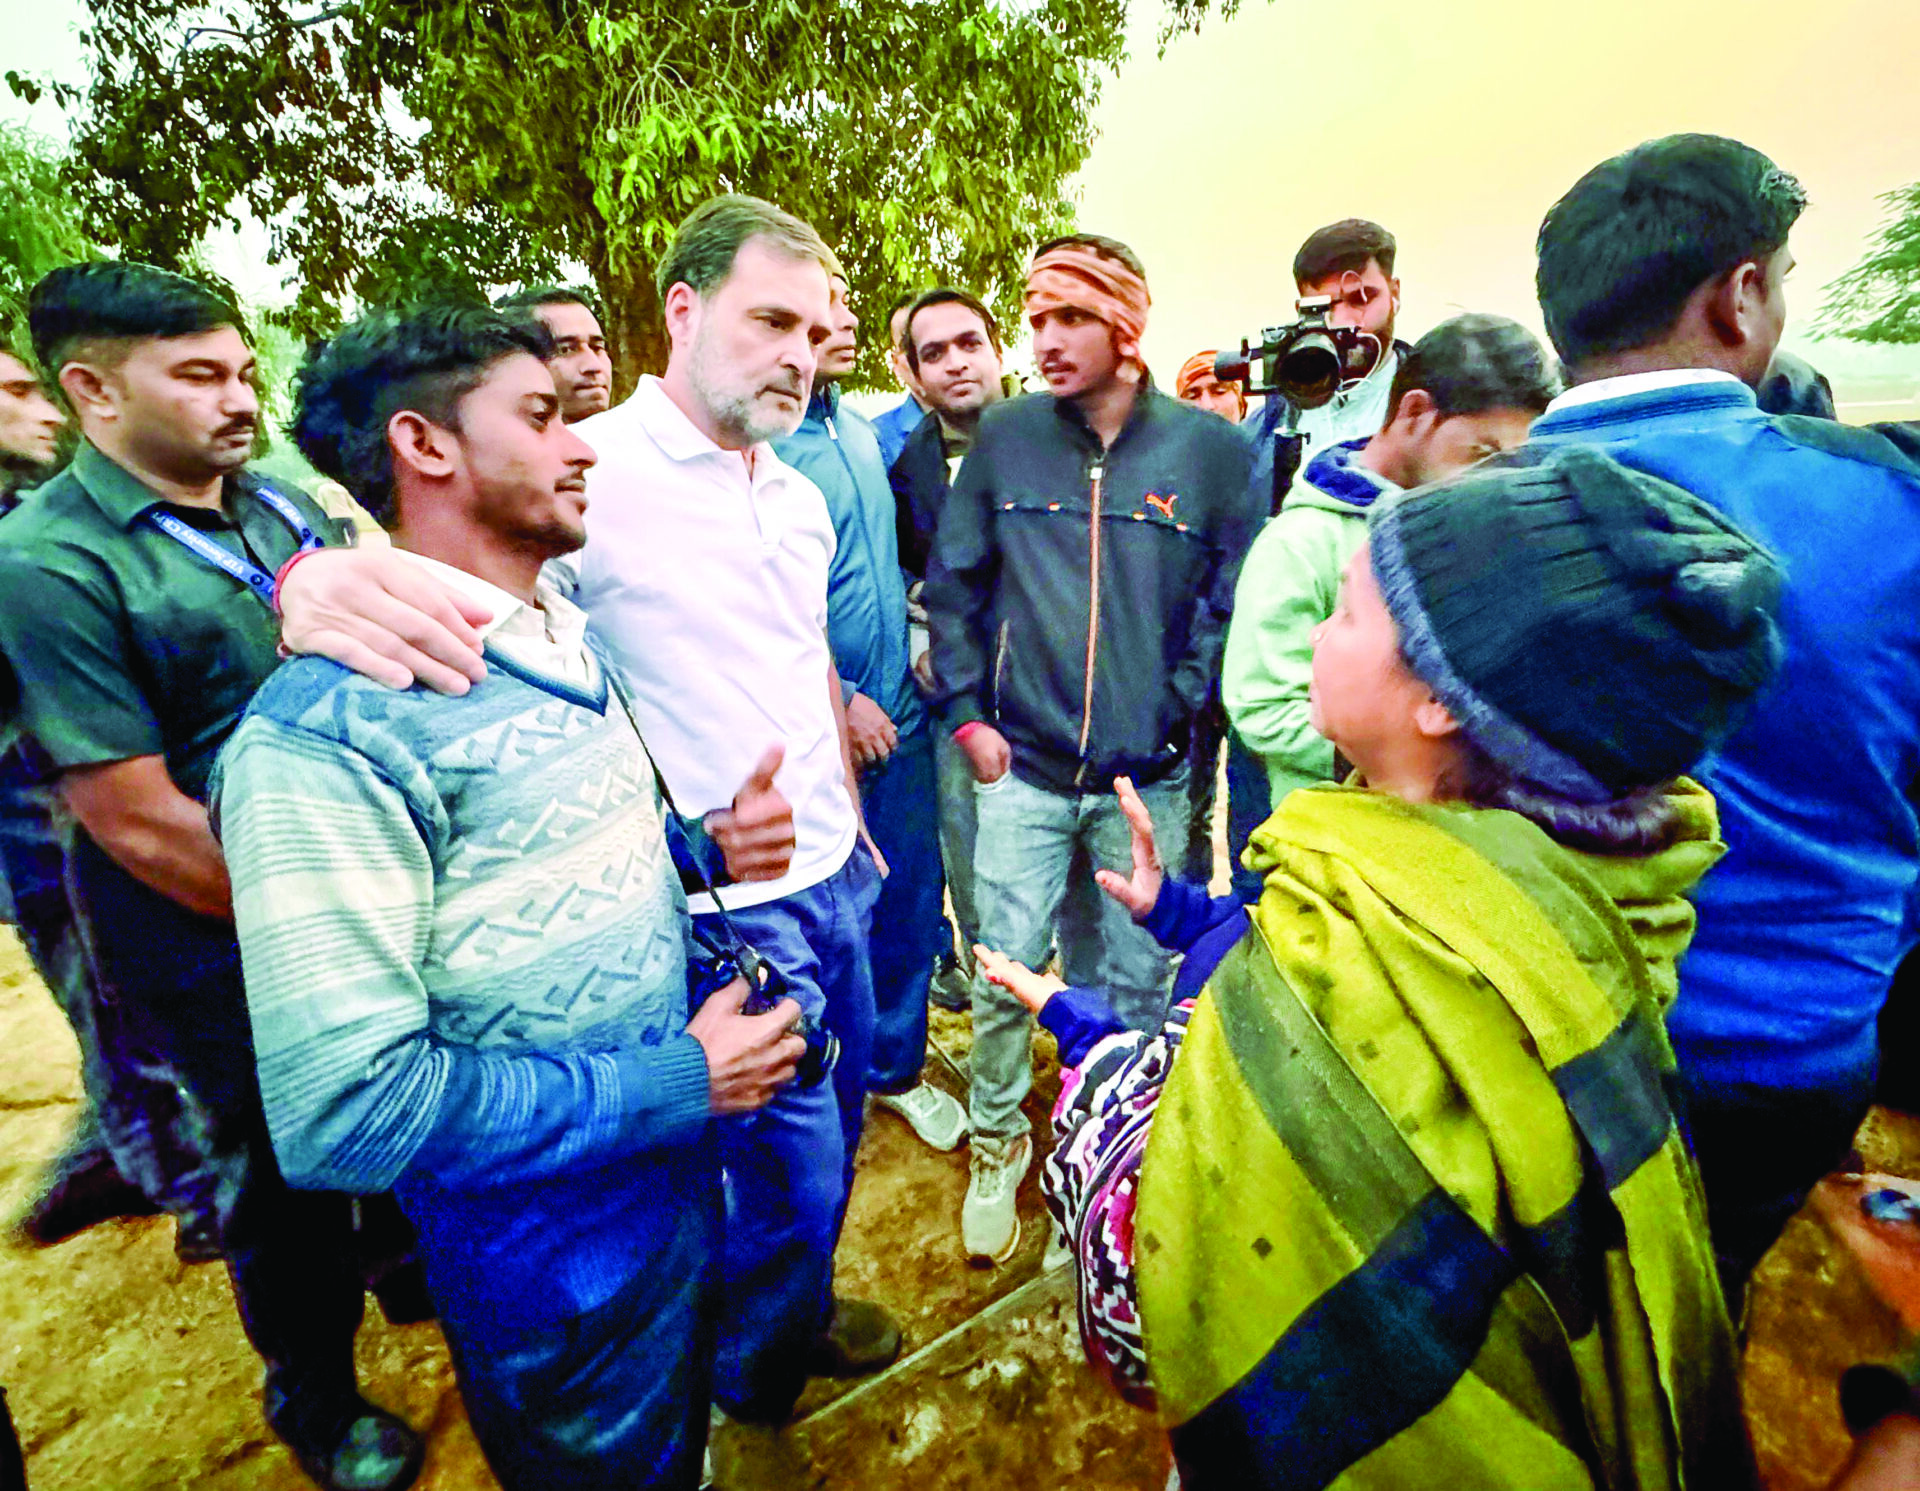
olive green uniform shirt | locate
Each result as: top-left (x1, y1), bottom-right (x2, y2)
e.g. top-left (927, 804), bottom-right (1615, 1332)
top-left (0, 441), bottom-right (350, 802)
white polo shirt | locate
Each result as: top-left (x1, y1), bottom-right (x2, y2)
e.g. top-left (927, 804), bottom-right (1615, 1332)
top-left (554, 376), bottom-right (856, 910)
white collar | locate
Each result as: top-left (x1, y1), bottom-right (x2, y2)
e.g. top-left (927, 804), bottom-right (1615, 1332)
top-left (1546, 367), bottom-right (1744, 415)
top-left (627, 375), bottom-right (784, 473)
top-left (391, 549), bottom-right (586, 645)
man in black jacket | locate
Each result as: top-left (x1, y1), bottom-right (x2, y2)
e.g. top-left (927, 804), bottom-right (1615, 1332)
top-left (889, 288), bottom-right (1010, 1013)
top-left (891, 288), bottom-right (1007, 583)
top-left (924, 235), bottom-right (1258, 1264)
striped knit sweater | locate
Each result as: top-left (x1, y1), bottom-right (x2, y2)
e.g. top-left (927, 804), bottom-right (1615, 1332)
top-left (210, 637), bottom-right (715, 1330)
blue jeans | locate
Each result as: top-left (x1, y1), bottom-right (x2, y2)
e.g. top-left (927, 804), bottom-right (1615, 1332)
top-left (938, 730), bottom-right (1101, 975)
top-left (694, 850), bottom-right (879, 1422)
top-left (933, 728), bottom-right (980, 949)
top-left (861, 722), bottom-right (946, 1093)
top-left (969, 767), bottom-right (1191, 1138)
top-left (443, 1173), bottom-right (722, 1491)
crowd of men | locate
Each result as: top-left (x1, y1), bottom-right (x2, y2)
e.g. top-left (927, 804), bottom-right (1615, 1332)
top-left (0, 127), bottom-right (1916, 1491)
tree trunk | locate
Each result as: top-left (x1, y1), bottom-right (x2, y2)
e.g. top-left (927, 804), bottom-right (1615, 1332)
top-left (599, 266), bottom-right (668, 404)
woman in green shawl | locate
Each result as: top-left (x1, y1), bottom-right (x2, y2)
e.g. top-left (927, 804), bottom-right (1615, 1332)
top-left (978, 445), bottom-right (1784, 1490)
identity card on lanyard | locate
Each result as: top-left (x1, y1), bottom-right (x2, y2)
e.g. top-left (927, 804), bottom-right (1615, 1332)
top-left (146, 483), bottom-right (325, 606)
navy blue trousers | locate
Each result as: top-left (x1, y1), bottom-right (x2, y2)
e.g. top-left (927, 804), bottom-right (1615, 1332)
top-left (64, 834), bottom-right (366, 1402)
top-left (695, 850), bottom-right (879, 1422)
top-left (1677, 1066), bottom-right (1875, 1305)
top-left (442, 1179), bottom-right (723, 1491)
top-left (860, 721), bottom-right (946, 1093)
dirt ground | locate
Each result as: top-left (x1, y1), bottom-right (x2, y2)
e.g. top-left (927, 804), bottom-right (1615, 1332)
top-left (2, 919), bottom-right (1915, 1491)
top-left (0, 933), bottom-right (1170, 1491)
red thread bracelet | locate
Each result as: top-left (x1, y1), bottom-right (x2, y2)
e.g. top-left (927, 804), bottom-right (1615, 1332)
top-left (271, 546), bottom-right (325, 616)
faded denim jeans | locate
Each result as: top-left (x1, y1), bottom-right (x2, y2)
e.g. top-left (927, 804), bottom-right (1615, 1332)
top-left (968, 765), bottom-right (1191, 1139)
top-left (933, 727), bottom-right (980, 950)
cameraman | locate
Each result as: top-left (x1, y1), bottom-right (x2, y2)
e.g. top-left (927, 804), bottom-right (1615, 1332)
top-left (1224, 314), bottom-right (1559, 808)
top-left (1244, 218), bottom-right (1414, 512)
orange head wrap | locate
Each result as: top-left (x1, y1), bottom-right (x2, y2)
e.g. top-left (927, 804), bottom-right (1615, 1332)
top-left (1175, 349), bottom-right (1247, 419)
top-left (1023, 243), bottom-right (1151, 371)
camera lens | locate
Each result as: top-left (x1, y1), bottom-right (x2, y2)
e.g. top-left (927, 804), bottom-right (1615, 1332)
top-left (1278, 335), bottom-right (1342, 408)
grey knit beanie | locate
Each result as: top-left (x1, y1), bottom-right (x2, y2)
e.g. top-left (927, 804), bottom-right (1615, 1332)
top-left (1367, 444), bottom-right (1784, 802)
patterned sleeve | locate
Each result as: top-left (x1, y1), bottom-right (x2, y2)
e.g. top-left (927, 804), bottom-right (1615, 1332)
top-left (1040, 995), bottom-right (1197, 1405)
top-left (216, 710), bottom-right (712, 1194)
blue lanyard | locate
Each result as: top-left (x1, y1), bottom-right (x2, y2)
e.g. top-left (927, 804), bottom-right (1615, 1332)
top-left (146, 484), bottom-right (325, 605)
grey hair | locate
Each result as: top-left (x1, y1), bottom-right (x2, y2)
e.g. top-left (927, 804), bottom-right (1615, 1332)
top-left (1441, 731), bottom-right (1683, 855)
top-left (654, 194), bottom-right (844, 302)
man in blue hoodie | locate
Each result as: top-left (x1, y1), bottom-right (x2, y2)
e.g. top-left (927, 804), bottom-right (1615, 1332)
top-left (773, 274), bottom-right (968, 1155)
top-left (1528, 134), bottom-right (1920, 1299)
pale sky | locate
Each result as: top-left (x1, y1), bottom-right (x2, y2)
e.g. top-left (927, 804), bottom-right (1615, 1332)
top-left (9, 0), bottom-right (1919, 407)
top-left (1075, 0), bottom-right (1920, 407)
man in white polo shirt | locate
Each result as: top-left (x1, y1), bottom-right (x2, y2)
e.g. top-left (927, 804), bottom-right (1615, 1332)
top-left (274, 195), bottom-right (901, 1426)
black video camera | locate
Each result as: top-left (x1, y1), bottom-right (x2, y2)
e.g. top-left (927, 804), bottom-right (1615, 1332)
top-left (1214, 295), bottom-right (1382, 410)
top-left (689, 933), bottom-right (840, 1089)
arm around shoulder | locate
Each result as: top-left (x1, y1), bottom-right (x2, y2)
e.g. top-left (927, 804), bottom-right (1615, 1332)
top-left (217, 711), bottom-right (710, 1195)
top-left (275, 545), bottom-right (495, 696)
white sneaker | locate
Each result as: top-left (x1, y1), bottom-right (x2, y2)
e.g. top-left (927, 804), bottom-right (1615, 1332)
top-left (1042, 1228), bottom-right (1072, 1273)
top-left (704, 1405), bottom-right (725, 1488)
top-left (963, 1132), bottom-right (1033, 1265)
top-left (876, 1082), bottom-right (969, 1152)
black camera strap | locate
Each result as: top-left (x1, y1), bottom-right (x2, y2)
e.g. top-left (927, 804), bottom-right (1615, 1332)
top-left (600, 668), bottom-right (760, 965)
top-left (602, 668), bottom-right (839, 1082)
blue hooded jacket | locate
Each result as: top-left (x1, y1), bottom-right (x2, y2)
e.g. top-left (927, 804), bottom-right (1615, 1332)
top-left (871, 395), bottom-right (928, 474)
top-left (775, 385), bottom-right (922, 731)
top-left (1528, 377), bottom-right (1920, 1097)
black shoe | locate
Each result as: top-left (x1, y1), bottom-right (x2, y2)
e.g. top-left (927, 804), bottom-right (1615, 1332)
top-left (805, 1297), bottom-right (902, 1378)
top-left (0, 1386), bottom-right (27, 1491)
top-left (369, 1260), bottom-right (436, 1326)
top-left (16, 1145), bottom-right (159, 1246)
top-left (929, 951), bottom-right (971, 1013)
top-left (266, 1384), bottom-right (424, 1491)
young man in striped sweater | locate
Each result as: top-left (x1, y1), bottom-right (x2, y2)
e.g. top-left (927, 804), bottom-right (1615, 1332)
top-left (211, 305), bottom-right (804, 1490)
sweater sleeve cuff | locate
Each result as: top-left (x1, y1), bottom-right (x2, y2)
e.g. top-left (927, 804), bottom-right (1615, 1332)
top-left (620, 1033), bottom-right (712, 1149)
top-left (1038, 986), bottom-right (1129, 1068)
top-left (1140, 877), bottom-right (1210, 944)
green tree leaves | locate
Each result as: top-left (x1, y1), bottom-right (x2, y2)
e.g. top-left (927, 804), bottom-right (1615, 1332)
top-left (1820, 179), bottom-right (1920, 345)
top-left (31, 0), bottom-right (1226, 390)
top-left (0, 123), bottom-right (94, 346)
